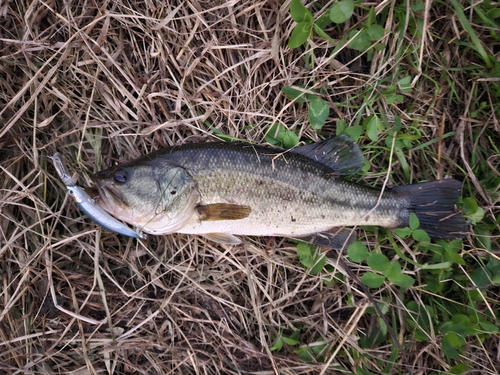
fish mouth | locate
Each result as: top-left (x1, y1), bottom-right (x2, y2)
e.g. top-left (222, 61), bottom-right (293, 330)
top-left (92, 176), bottom-right (128, 211)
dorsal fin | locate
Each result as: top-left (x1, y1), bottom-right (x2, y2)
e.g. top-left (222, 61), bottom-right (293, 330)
top-left (292, 134), bottom-right (365, 175)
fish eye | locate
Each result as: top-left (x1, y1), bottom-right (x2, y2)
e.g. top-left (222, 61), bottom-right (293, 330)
top-left (113, 169), bottom-right (128, 184)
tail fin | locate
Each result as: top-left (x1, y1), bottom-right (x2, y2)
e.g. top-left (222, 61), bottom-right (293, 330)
top-left (393, 179), bottom-right (468, 239)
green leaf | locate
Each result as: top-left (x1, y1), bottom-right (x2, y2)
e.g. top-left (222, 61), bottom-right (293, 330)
top-left (492, 274), bottom-right (500, 285)
top-left (366, 5), bottom-right (376, 26)
top-left (336, 119), bottom-right (347, 135)
top-left (288, 22), bottom-right (312, 48)
top-left (348, 29), bottom-right (371, 51)
top-left (409, 212), bottom-right (420, 230)
top-left (424, 276), bottom-right (443, 293)
top-left (478, 320), bottom-right (499, 334)
top-left (398, 76), bottom-right (412, 93)
top-left (295, 347), bottom-right (314, 362)
top-left (365, 24), bottom-right (385, 41)
top-left (307, 97), bottom-right (330, 130)
top-left (359, 316), bottom-right (387, 348)
top-left (289, 330), bottom-right (300, 341)
top-left (449, 363), bottom-right (471, 375)
top-left (297, 243), bottom-right (325, 274)
top-left (363, 115), bottom-right (381, 141)
top-left (462, 196), bottom-right (478, 214)
top-left (475, 223), bottom-right (492, 250)
top-left (442, 315), bottom-right (477, 336)
top-left (486, 8), bottom-right (500, 19)
top-left (452, 314), bottom-right (470, 326)
top-left (385, 92), bottom-right (397, 105)
top-left (330, 0), bottom-right (354, 24)
top-left (310, 254), bottom-right (326, 275)
top-left (406, 301), bottom-right (434, 341)
top-left (282, 336), bottom-right (300, 345)
top-left (355, 365), bottom-right (377, 375)
top-left (412, 229), bottom-right (430, 243)
top-left (347, 241), bottom-right (368, 263)
top-left (388, 273), bottom-right (414, 288)
top-left (290, 0), bottom-right (313, 23)
top-left (313, 23), bottom-right (336, 44)
top-left (486, 256), bottom-right (500, 274)
top-left (297, 242), bottom-right (315, 268)
top-left (270, 336), bottom-right (283, 351)
top-left (376, 316), bottom-right (388, 337)
top-left (265, 123), bottom-right (286, 145)
top-left (265, 123), bottom-right (299, 148)
top-left (310, 340), bottom-right (328, 355)
top-left (393, 227), bottom-right (411, 238)
top-left (282, 86), bottom-right (308, 102)
top-left (412, 3), bottom-right (426, 12)
top-left (315, 12), bottom-right (333, 30)
top-left (442, 332), bottom-right (465, 360)
top-left (468, 206), bottom-right (485, 225)
top-left (443, 240), bottom-right (465, 265)
top-left (444, 331), bottom-right (467, 348)
top-left (361, 272), bottom-right (385, 288)
top-left (449, 0), bottom-right (492, 68)
top-left (384, 261), bottom-right (401, 279)
top-left (344, 125), bottom-right (363, 141)
top-left (282, 129), bottom-right (299, 148)
top-left (468, 289), bottom-right (484, 302)
top-left (394, 115), bottom-right (402, 131)
top-left (442, 334), bottom-right (460, 360)
top-left (471, 267), bottom-right (492, 287)
top-left (367, 253), bottom-right (391, 273)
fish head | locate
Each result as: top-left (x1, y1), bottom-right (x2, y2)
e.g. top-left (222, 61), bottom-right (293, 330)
top-left (93, 162), bottom-right (198, 234)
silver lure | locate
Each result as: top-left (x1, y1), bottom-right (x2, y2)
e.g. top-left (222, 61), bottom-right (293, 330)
top-left (50, 152), bottom-right (145, 239)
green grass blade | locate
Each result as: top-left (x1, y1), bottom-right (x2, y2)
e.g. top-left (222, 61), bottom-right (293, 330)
top-left (449, 0), bottom-right (492, 68)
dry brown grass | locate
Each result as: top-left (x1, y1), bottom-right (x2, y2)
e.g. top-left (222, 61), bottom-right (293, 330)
top-left (1, 0), bottom-right (499, 374)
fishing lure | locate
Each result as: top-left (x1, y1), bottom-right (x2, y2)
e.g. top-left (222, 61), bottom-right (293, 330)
top-left (50, 152), bottom-right (145, 239)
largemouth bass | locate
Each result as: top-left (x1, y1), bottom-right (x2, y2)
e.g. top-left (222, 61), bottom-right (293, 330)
top-left (92, 136), bottom-right (467, 247)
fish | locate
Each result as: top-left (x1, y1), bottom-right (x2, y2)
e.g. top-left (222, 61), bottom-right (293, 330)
top-left (91, 135), bottom-right (468, 248)
top-left (50, 152), bottom-right (146, 239)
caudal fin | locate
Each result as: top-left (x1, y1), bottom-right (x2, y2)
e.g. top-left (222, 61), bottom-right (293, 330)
top-left (393, 179), bottom-right (468, 239)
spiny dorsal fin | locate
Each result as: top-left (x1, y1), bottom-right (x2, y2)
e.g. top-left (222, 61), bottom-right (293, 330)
top-left (292, 134), bottom-right (365, 175)
top-left (196, 203), bottom-right (251, 221)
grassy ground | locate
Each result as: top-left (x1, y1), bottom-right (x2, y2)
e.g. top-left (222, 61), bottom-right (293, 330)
top-left (1, 0), bottom-right (499, 373)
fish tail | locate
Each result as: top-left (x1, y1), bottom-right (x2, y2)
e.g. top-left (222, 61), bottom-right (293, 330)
top-left (393, 179), bottom-right (468, 239)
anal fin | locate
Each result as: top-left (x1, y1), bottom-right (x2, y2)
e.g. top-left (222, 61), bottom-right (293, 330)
top-left (301, 227), bottom-right (356, 250)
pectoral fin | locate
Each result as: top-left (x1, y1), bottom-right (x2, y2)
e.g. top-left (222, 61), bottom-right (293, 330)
top-left (196, 203), bottom-right (251, 221)
top-left (203, 233), bottom-right (242, 245)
